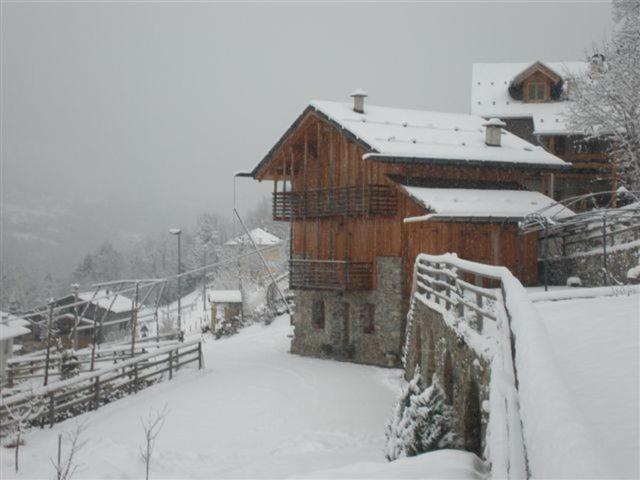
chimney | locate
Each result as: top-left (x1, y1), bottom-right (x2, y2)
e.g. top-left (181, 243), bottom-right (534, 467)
top-left (483, 118), bottom-right (506, 147)
top-left (350, 88), bottom-right (368, 114)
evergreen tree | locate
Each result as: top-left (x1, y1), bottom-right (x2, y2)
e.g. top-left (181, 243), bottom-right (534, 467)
top-left (385, 368), bottom-right (458, 461)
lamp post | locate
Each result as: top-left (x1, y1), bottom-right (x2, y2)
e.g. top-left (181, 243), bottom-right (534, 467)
top-left (169, 228), bottom-right (182, 337)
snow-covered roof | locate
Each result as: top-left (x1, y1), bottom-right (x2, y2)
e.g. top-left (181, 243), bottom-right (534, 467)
top-left (224, 228), bottom-right (281, 247)
top-left (78, 289), bottom-right (132, 314)
top-left (310, 100), bottom-right (567, 168)
top-left (208, 290), bottom-right (242, 304)
top-left (1, 310), bottom-right (29, 328)
top-left (400, 186), bottom-right (575, 222)
top-left (0, 322), bottom-right (30, 341)
top-left (471, 61), bottom-right (588, 135)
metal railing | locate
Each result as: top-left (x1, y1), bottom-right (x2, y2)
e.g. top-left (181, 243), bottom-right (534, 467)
top-left (273, 184), bottom-right (396, 220)
top-left (289, 259), bottom-right (373, 291)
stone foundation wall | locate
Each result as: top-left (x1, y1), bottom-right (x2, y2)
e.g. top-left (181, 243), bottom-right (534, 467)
top-left (542, 241), bottom-right (640, 287)
top-left (404, 300), bottom-right (490, 458)
top-left (290, 257), bottom-right (405, 367)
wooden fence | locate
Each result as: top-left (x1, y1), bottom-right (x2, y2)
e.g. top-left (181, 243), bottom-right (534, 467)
top-left (412, 255), bottom-right (501, 331)
top-left (0, 340), bottom-right (202, 433)
top-left (2, 336), bottom-right (181, 389)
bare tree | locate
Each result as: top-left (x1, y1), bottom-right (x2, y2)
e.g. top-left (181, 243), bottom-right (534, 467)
top-left (50, 422), bottom-right (87, 480)
top-left (566, 0), bottom-right (640, 189)
top-left (4, 392), bottom-right (45, 472)
top-left (140, 405), bottom-right (169, 480)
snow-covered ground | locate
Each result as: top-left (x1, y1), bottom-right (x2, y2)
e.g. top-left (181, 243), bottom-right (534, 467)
top-left (0, 315), bottom-right (482, 479)
top-left (534, 289), bottom-right (640, 479)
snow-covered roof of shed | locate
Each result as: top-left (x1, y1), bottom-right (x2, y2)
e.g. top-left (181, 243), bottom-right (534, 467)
top-left (0, 321), bottom-right (30, 341)
top-left (309, 100), bottom-right (566, 167)
top-left (208, 290), bottom-right (242, 304)
top-left (224, 228), bottom-right (281, 246)
top-left (400, 185), bottom-right (575, 222)
top-left (78, 289), bottom-right (132, 314)
top-left (471, 61), bottom-right (588, 135)
top-left (1, 310), bottom-right (30, 328)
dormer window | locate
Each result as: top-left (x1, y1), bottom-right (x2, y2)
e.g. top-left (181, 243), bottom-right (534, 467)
top-left (527, 81), bottom-right (547, 102)
top-left (508, 61), bottom-right (563, 103)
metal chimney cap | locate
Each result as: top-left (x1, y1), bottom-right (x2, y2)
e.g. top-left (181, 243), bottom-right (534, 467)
top-left (483, 117), bottom-right (506, 128)
top-left (350, 88), bottom-right (368, 98)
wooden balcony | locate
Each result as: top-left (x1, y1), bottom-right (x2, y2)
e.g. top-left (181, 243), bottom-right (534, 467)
top-left (273, 185), bottom-right (396, 221)
top-left (289, 259), bottom-right (373, 291)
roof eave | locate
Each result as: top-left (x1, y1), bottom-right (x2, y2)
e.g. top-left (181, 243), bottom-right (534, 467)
top-left (365, 154), bottom-right (570, 172)
top-left (250, 104), bottom-right (376, 180)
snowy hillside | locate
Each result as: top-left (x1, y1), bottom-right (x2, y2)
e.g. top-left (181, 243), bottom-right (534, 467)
top-left (0, 316), bottom-right (483, 479)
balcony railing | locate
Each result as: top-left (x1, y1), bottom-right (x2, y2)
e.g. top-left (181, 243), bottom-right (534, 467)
top-left (273, 185), bottom-right (396, 220)
top-left (289, 259), bottom-right (373, 291)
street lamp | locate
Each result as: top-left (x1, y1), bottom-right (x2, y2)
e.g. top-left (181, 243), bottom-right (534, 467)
top-left (169, 228), bottom-right (182, 338)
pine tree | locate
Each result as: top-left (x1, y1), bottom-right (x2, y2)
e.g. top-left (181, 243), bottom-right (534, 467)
top-left (406, 375), bottom-right (458, 456)
top-left (385, 369), bottom-right (458, 461)
top-left (384, 366), bottom-right (425, 461)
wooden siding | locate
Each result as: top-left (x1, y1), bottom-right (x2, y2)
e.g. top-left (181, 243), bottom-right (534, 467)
top-left (261, 111), bottom-right (544, 291)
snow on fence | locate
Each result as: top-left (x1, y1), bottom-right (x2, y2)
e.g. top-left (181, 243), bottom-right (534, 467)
top-left (3, 338), bottom-right (181, 388)
top-left (0, 339), bottom-right (202, 433)
top-left (405, 253), bottom-right (610, 479)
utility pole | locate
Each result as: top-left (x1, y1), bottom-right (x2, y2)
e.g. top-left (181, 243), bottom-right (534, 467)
top-left (169, 228), bottom-right (182, 338)
top-left (131, 282), bottom-right (139, 358)
top-left (71, 283), bottom-right (80, 350)
top-left (44, 301), bottom-right (54, 386)
top-left (202, 248), bottom-right (207, 324)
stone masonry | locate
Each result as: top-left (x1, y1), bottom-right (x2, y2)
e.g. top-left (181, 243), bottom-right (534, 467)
top-left (404, 300), bottom-right (490, 458)
top-left (542, 241), bottom-right (640, 287)
top-left (290, 256), bottom-right (405, 367)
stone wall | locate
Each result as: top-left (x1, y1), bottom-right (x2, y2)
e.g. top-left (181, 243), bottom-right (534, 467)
top-left (290, 256), bottom-right (405, 367)
top-left (542, 241), bottom-right (640, 287)
top-left (404, 300), bottom-right (490, 458)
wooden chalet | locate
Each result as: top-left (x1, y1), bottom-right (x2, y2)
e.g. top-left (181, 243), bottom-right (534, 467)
top-left (27, 289), bottom-right (133, 349)
top-left (247, 91), bottom-right (571, 366)
top-left (472, 59), bottom-right (616, 204)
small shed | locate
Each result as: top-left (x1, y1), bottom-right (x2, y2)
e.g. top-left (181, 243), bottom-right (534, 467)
top-left (0, 311), bottom-right (31, 381)
top-left (208, 290), bottom-right (243, 330)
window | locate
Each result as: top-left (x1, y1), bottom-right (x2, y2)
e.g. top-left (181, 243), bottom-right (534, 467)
top-left (527, 82), bottom-right (546, 101)
top-left (312, 300), bottom-right (325, 330)
top-left (554, 136), bottom-right (566, 155)
top-left (362, 303), bottom-right (375, 334)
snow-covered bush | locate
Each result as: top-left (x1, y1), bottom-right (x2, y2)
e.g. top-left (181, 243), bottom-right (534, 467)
top-left (58, 348), bottom-right (81, 380)
top-left (252, 303), bottom-right (276, 325)
top-left (566, 276), bottom-right (582, 288)
top-left (385, 367), bottom-right (459, 461)
top-left (214, 314), bottom-right (243, 339)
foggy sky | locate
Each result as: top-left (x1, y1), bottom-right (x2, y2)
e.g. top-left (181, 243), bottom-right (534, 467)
top-left (2, 1), bottom-right (612, 234)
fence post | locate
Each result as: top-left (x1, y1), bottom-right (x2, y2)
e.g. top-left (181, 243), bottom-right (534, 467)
top-left (134, 363), bottom-right (139, 393)
top-left (602, 213), bottom-right (609, 285)
top-left (94, 376), bottom-right (101, 410)
top-left (48, 393), bottom-right (55, 427)
top-left (198, 342), bottom-right (203, 370)
top-left (169, 350), bottom-right (173, 380)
